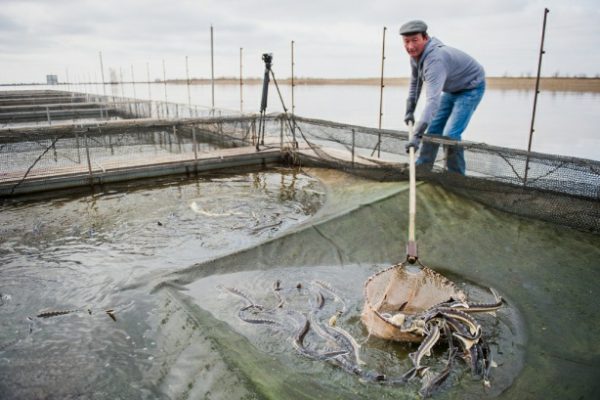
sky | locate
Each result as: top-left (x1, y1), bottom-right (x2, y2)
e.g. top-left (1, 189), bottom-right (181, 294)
top-left (1, 0), bottom-right (599, 84)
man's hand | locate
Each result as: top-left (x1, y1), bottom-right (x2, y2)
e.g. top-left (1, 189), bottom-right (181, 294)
top-left (404, 99), bottom-right (416, 125)
top-left (405, 122), bottom-right (428, 153)
top-left (405, 135), bottom-right (421, 153)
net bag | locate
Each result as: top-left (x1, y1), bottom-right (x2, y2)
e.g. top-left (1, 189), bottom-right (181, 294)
top-left (361, 263), bottom-right (466, 342)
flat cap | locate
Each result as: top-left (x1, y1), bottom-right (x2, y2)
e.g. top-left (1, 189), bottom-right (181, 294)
top-left (399, 20), bottom-right (428, 35)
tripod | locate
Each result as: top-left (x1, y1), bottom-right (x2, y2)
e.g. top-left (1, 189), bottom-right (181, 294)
top-left (256, 53), bottom-right (298, 151)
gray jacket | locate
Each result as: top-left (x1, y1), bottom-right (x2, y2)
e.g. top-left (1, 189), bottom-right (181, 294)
top-left (408, 37), bottom-right (485, 127)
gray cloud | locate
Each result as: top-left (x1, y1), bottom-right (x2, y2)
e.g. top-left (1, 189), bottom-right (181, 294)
top-left (0, 0), bottom-right (598, 83)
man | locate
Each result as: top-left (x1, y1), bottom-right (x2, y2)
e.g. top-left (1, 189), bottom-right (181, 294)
top-left (401, 20), bottom-right (485, 175)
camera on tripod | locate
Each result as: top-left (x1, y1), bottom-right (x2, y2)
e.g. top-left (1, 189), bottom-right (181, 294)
top-left (262, 53), bottom-right (273, 68)
top-left (256, 52), bottom-right (296, 150)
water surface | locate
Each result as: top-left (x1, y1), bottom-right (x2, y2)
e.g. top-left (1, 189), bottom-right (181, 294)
top-left (1, 167), bottom-right (597, 399)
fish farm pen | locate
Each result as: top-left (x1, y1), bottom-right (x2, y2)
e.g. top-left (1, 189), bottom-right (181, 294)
top-left (1, 89), bottom-right (599, 399)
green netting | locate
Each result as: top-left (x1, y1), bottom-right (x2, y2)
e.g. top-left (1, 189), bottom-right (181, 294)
top-left (189, 114), bottom-right (600, 233)
top-left (1, 91), bottom-right (598, 233)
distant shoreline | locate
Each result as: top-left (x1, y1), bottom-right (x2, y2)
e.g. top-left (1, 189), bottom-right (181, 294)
top-left (2, 77), bottom-right (599, 92)
top-left (181, 77), bottom-right (600, 92)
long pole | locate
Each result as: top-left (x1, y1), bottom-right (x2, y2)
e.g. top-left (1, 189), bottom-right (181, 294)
top-left (131, 65), bottom-right (137, 99)
top-left (524, 8), bottom-right (549, 185)
top-left (239, 47), bottom-right (243, 113)
top-left (210, 25), bottom-right (215, 110)
top-left (162, 59), bottom-right (169, 117)
top-left (146, 62), bottom-right (152, 99)
top-left (99, 52), bottom-right (106, 96)
top-left (291, 40), bottom-right (295, 115)
top-left (119, 67), bottom-right (124, 97)
top-left (377, 27), bottom-right (387, 158)
top-left (371, 27), bottom-right (387, 158)
top-left (185, 55), bottom-right (192, 108)
top-left (407, 122), bottom-right (418, 263)
top-left (146, 62), bottom-right (152, 118)
top-left (162, 59), bottom-right (168, 102)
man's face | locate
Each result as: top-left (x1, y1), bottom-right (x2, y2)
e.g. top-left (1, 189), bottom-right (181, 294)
top-left (403, 33), bottom-right (428, 59)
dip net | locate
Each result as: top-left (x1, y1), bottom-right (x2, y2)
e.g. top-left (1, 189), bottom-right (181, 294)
top-left (361, 263), bottom-right (466, 342)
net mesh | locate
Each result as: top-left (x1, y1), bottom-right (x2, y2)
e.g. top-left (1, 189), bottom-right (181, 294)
top-left (361, 263), bottom-right (466, 342)
top-left (1, 91), bottom-right (598, 233)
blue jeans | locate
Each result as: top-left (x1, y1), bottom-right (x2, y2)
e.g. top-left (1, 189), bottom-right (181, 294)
top-left (416, 82), bottom-right (485, 175)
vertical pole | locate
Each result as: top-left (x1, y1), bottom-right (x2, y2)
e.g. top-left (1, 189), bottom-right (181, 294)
top-left (186, 55), bottom-right (192, 110)
top-left (280, 117), bottom-right (284, 150)
top-left (75, 131), bottom-right (81, 163)
top-left (240, 47), bottom-right (244, 113)
top-left (146, 62), bottom-right (152, 118)
top-left (119, 67), bottom-right (124, 97)
top-left (99, 52), bottom-right (106, 96)
top-left (173, 125), bottom-right (182, 153)
top-left (291, 40), bottom-right (295, 115)
top-left (131, 65), bottom-right (137, 98)
top-left (377, 26), bottom-right (387, 158)
top-left (210, 25), bottom-right (215, 111)
top-left (46, 106), bottom-right (51, 125)
top-left (351, 129), bottom-right (355, 167)
top-left (146, 62), bottom-right (152, 99)
top-left (65, 67), bottom-right (70, 92)
top-left (524, 8), bottom-right (550, 185)
top-left (162, 59), bottom-right (169, 118)
top-left (192, 126), bottom-right (198, 160)
top-left (98, 52), bottom-right (106, 119)
top-left (131, 65), bottom-right (138, 117)
top-left (84, 133), bottom-right (94, 187)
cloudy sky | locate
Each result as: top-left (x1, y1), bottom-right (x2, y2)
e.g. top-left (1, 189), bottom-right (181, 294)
top-left (1, 0), bottom-right (598, 84)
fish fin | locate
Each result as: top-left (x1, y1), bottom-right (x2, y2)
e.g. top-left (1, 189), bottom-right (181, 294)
top-left (106, 310), bottom-right (117, 322)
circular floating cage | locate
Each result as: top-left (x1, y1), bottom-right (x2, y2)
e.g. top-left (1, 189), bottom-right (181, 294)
top-left (361, 263), bottom-right (466, 342)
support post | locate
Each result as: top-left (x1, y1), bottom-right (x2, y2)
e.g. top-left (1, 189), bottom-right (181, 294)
top-left (280, 116), bottom-right (284, 150)
top-left (84, 133), bottom-right (94, 187)
top-left (146, 62), bottom-right (152, 104)
top-left (377, 27), bottom-right (387, 158)
top-left (75, 131), bottom-right (81, 163)
top-left (131, 64), bottom-right (138, 117)
top-left (210, 25), bottom-right (215, 111)
top-left (291, 40), bottom-right (295, 115)
top-left (352, 129), bottom-right (356, 167)
top-left (524, 8), bottom-right (550, 185)
top-left (240, 47), bottom-right (244, 113)
top-left (99, 51), bottom-right (106, 118)
top-left (174, 125), bottom-right (182, 153)
top-left (119, 67), bottom-right (124, 97)
top-left (192, 126), bottom-right (198, 160)
top-left (186, 55), bottom-right (192, 109)
top-left (162, 59), bottom-right (169, 118)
